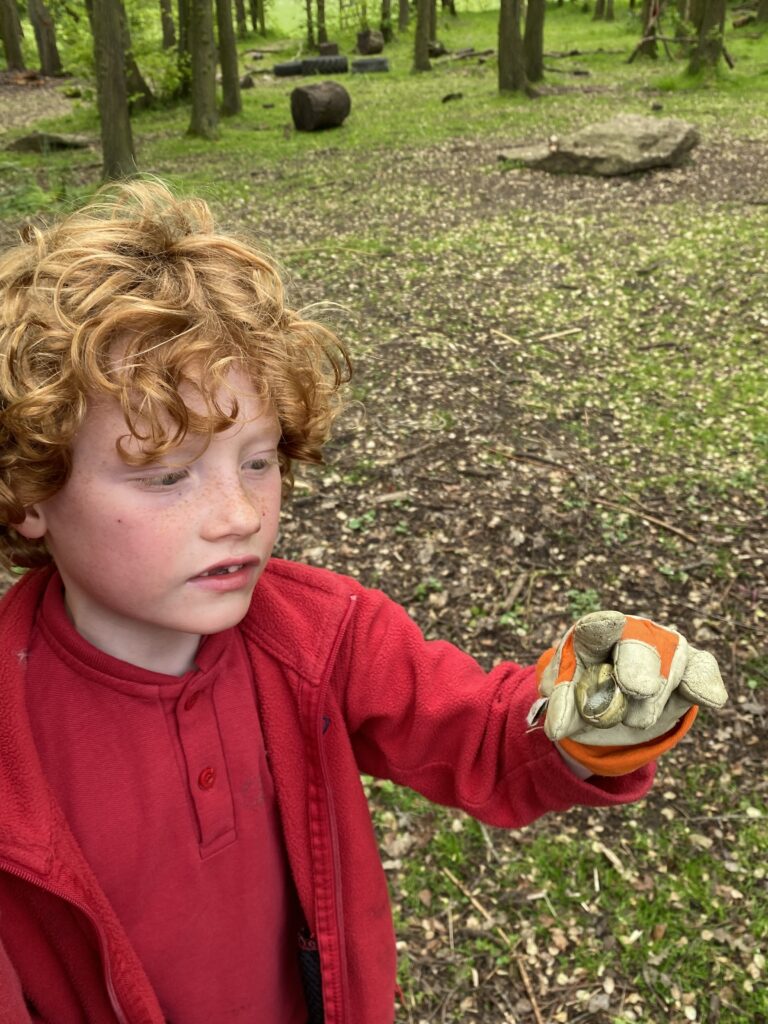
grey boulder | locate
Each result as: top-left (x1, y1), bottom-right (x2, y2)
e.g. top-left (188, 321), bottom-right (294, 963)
top-left (499, 114), bottom-right (699, 176)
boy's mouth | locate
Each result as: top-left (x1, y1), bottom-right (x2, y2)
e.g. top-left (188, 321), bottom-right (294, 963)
top-left (198, 564), bottom-right (245, 577)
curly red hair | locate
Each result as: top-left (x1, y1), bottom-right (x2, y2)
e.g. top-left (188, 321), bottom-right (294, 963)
top-left (0, 180), bottom-right (351, 569)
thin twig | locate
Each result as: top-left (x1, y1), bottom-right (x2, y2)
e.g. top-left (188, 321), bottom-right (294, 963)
top-left (442, 867), bottom-right (545, 1024)
top-left (589, 495), bottom-right (699, 545)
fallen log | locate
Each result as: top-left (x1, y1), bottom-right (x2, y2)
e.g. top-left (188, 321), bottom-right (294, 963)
top-left (290, 81), bottom-right (351, 131)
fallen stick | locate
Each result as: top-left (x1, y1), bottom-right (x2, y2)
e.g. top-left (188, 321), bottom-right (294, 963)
top-left (443, 866), bottom-right (545, 1024)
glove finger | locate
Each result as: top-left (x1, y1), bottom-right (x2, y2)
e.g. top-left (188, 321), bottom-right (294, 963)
top-left (572, 611), bottom-right (626, 666)
top-left (678, 646), bottom-right (728, 708)
top-left (622, 686), bottom-right (689, 730)
top-left (543, 683), bottom-right (583, 742)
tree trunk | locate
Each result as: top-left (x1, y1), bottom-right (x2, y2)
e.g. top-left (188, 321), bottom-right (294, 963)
top-left (91, 0), bottom-right (136, 178)
top-left (0, 0), bottom-right (26, 70)
top-left (428, 0), bottom-right (436, 42)
top-left (28, 0), bottom-right (62, 74)
top-left (592, 0), bottom-right (605, 17)
top-left (498, 0), bottom-right (528, 93)
top-left (233, 0), bottom-right (246, 34)
top-left (304, 0), bottom-right (315, 47)
top-left (188, 0), bottom-right (218, 138)
top-left (687, 0), bottom-right (726, 71)
top-left (215, 0), bottom-right (240, 114)
top-left (398, 0), bottom-right (408, 30)
top-left (176, 0), bottom-right (191, 94)
top-left (637, 0), bottom-right (659, 57)
top-left (380, 0), bottom-right (392, 40)
top-left (255, 0), bottom-right (265, 33)
top-left (117, 0), bottom-right (153, 109)
top-left (317, 0), bottom-right (327, 42)
top-left (605, 0), bottom-right (615, 18)
top-left (412, 0), bottom-right (431, 69)
top-left (523, 0), bottom-right (545, 82)
top-left (160, 0), bottom-right (176, 47)
top-left (757, 0), bottom-right (768, 22)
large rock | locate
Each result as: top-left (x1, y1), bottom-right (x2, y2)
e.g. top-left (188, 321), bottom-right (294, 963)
top-left (498, 114), bottom-right (699, 177)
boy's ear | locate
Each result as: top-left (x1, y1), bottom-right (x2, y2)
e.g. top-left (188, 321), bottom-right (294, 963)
top-left (14, 506), bottom-right (49, 541)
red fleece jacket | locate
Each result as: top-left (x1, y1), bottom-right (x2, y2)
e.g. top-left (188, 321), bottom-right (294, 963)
top-left (0, 559), bottom-right (655, 1023)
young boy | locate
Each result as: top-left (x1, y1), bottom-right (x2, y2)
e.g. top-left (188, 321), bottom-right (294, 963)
top-left (0, 181), bottom-right (727, 1024)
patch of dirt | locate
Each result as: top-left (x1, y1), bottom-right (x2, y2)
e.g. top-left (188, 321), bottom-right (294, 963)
top-left (0, 71), bottom-right (76, 136)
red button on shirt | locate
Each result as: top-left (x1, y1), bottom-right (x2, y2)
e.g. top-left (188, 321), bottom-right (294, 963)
top-left (198, 766), bottom-right (216, 790)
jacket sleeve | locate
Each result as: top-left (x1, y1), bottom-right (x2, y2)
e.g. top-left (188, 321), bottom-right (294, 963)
top-left (335, 587), bottom-right (654, 828)
top-left (0, 936), bottom-right (36, 1024)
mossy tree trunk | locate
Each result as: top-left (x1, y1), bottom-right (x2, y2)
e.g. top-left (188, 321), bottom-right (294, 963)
top-left (523, 0), bottom-right (545, 82)
top-left (0, 0), bottom-right (26, 70)
top-left (398, 0), bottom-right (408, 30)
top-left (91, 0), bottom-right (136, 178)
top-left (413, 0), bottom-right (431, 69)
top-left (498, 0), bottom-right (528, 93)
top-left (188, 0), bottom-right (218, 138)
top-left (215, 0), bottom-right (241, 115)
top-left (687, 0), bottom-right (726, 71)
top-left (28, 0), bottom-right (62, 74)
top-left (160, 0), bottom-right (176, 47)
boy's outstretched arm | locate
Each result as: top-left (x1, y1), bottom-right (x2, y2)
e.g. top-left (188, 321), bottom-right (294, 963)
top-left (535, 611), bottom-right (728, 777)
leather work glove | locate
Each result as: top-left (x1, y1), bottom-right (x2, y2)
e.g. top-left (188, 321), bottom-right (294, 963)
top-left (535, 611), bottom-right (728, 776)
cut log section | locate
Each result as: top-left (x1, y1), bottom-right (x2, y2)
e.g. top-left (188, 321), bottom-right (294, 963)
top-left (290, 81), bottom-right (351, 131)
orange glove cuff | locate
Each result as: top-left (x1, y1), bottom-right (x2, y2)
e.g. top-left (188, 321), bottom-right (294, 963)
top-left (558, 705), bottom-right (699, 776)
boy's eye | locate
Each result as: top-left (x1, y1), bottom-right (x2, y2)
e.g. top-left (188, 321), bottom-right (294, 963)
top-left (244, 456), bottom-right (278, 473)
top-left (138, 469), bottom-right (189, 488)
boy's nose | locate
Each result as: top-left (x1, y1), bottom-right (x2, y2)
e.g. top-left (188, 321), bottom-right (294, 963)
top-left (200, 481), bottom-right (263, 540)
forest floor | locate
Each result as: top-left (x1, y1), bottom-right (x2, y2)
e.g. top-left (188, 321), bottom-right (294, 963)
top-left (1, 12), bottom-right (767, 1021)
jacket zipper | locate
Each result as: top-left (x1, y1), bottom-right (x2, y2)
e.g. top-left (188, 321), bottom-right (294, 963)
top-left (313, 594), bottom-right (358, 1024)
top-left (0, 859), bottom-right (130, 1024)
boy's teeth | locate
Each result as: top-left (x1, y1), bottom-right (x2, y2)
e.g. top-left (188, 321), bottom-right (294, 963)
top-left (201, 565), bottom-right (243, 577)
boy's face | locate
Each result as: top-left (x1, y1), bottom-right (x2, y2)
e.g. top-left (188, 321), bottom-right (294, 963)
top-left (18, 368), bottom-right (282, 675)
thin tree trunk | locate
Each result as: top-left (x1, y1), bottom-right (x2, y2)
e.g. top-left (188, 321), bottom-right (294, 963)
top-left (0, 0), bottom-right (26, 70)
top-left (413, 0), bottom-right (431, 69)
top-left (118, 0), bottom-right (153, 109)
top-left (498, 0), bottom-right (528, 93)
top-left (304, 0), bottom-right (315, 47)
top-left (215, 0), bottom-right (241, 115)
top-left (256, 0), bottom-right (264, 33)
top-left (91, 0), bottom-right (136, 178)
top-left (758, 0), bottom-right (768, 22)
top-left (592, 0), bottom-right (605, 18)
top-left (317, 0), bottom-right (327, 42)
top-left (160, 0), bottom-right (176, 47)
top-left (188, 0), bottom-right (218, 138)
top-left (605, 0), bottom-right (614, 18)
top-left (523, 0), bottom-right (545, 82)
top-left (637, 0), bottom-right (659, 57)
top-left (177, 0), bottom-right (191, 94)
top-left (233, 0), bottom-right (246, 34)
top-left (28, 0), bottom-right (62, 74)
top-left (428, 0), bottom-right (436, 42)
top-left (398, 0), bottom-right (408, 30)
top-left (687, 0), bottom-right (726, 71)
top-left (380, 0), bottom-right (392, 41)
